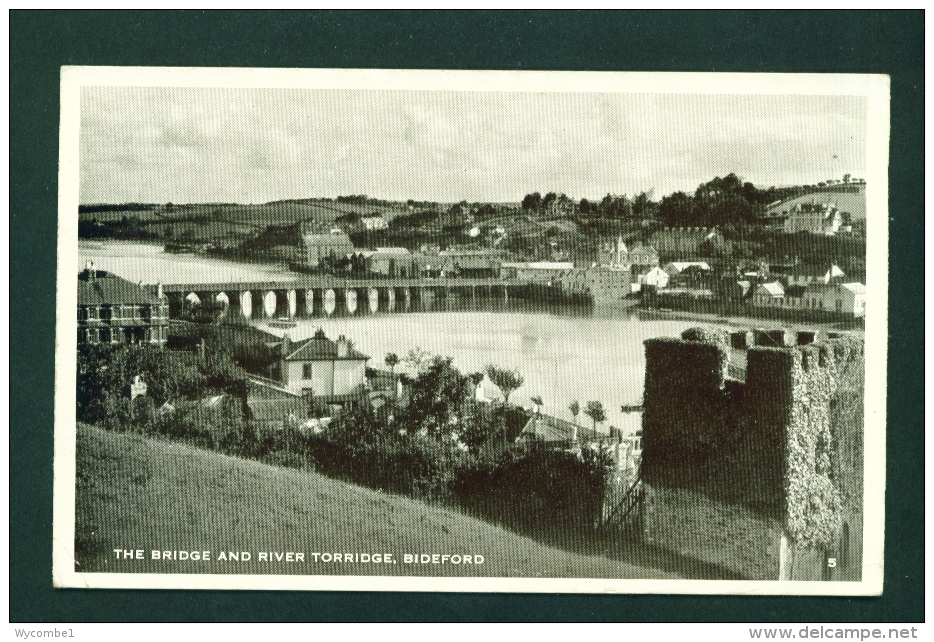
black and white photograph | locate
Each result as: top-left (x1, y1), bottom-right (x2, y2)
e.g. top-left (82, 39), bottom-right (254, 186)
top-left (52, 67), bottom-right (888, 594)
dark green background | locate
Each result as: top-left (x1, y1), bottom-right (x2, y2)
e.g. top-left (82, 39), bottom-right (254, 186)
top-left (11, 10), bottom-right (923, 622)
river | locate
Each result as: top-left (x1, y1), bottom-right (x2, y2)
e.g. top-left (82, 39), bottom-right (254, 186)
top-left (79, 240), bottom-right (713, 435)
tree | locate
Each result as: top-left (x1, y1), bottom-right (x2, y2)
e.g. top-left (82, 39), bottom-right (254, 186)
top-left (405, 346), bottom-right (431, 373)
top-left (404, 356), bottom-right (471, 436)
top-left (569, 400), bottom-right (580, 425)
top-left (584, 401), bottom-right (606, 432)
top-left (541, 192), bottom-right (557, 211)
top-left (484, 365), bottom-right (524, 404)
top-left (530, 395), bottom-right (543, 415)
top-left (522, 192), bottom-right (542, 211)
top-left (658, 191), bottom-right (696, 227)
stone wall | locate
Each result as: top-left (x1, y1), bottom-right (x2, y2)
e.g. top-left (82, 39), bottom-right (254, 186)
top-left (643, 485), bottom-right (783, 580)
top-left (640, 327), bottom-right (864, 580)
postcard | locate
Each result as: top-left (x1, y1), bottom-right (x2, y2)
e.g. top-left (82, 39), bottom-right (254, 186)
top-left (53, 67), bottom-right (888, 594)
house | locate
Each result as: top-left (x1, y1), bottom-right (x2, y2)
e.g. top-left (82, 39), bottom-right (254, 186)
top-left (365, 247), bottom-right (416, 278)
top-left (672, 264), bottom-right (714, 289)
top-left (516, 414), bottom-right (641, 481)
top-left (801, 282), bottom-right (866, 317)
top-left (556, 266), bottom-right (631, 303)
top-left (781, 285), bottom-right (808, 309)
top-left (663, 261), bottom-right (712, 277)
top-left (544, 193), bottom-right (577, 217)
top-left (438, 254), bottom-right (500, 279)
top-left (299, 221), bottom-right (355, 268)
top-left (360, 214), bottom-right (388, 231)
top-left (637, 266), bottom-right (670, 289)
top-left (752, 281), bottom-right (785, 307)
top-left (517, 413), bottom-right (606, 448)
top-left (784, 263), bottom-right (846, 288)
top-left (628, 245), bottom-right (660, 270)
top-left (278, 330), bottom-right (369, 399)
top-left (782, 202), bottom-right (843, 235)
top-left (77, 262), bottom-right (169, 346)
top-left (650, 228), bottom-right (720, 257)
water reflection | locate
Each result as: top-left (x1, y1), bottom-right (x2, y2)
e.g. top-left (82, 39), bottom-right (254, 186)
top-left (79, 240), bottom-right (701, 436)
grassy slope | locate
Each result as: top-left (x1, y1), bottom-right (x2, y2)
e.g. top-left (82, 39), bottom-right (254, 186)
top-left (75, 424), bottom-right (675, 578)
top-left (765, 185), bottom-right (866, 220)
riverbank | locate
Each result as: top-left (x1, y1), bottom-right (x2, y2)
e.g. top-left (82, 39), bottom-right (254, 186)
top-left (636, 306), bottom-right (864, 335)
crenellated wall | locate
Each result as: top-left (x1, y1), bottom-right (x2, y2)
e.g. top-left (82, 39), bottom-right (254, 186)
top-left (640, 327), bottom-right (864, 580)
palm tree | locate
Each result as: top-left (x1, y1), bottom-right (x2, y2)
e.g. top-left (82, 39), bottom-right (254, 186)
top-left (484, 365), bottom-right (524, 405)
top-left (569, 400), bottom-right (580, 425)
top-left (584, 401), bottom-right (606, 433)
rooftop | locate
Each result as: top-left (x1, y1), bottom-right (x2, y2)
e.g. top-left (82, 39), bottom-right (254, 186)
top-left (283, 329), bottom-right (369, 362)
top-left (77, 269), bottom-right (162, 306)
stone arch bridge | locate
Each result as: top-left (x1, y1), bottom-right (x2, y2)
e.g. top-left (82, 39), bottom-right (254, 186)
top-left (161, 277), bottom-right (521, 320)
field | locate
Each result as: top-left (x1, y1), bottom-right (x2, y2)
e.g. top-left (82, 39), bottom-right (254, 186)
top-left (74, 424), bottom-right (681, 578)
top-left (78, 199), bottom-right (415, 246)
top-left (765, 184), bottom-right (867, 220)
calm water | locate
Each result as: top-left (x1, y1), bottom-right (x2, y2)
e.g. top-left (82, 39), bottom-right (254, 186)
top-left (79, 240), bottom-right (708, 435)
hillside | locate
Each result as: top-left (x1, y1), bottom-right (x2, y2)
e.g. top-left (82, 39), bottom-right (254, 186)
top-left (75, 424), bottom-right (678, 578)
top-left (765, 183), bottom-right (866, 220)
top-left (78, 199), bottom-right (413, 246)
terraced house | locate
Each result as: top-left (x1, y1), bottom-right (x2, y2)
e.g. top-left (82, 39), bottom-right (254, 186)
top-left (77, 262), bottom-right (168, 346)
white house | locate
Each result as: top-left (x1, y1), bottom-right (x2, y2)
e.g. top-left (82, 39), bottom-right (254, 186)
top-left (360, 214), bottom-right (388, 230)
top-left (279, 330), bottom-right (369, 398)
top-left (802, 282), bottom-right (866, 317)
top-left (752, 281), bottom-right (785, 307)
top-left (638, 265), bottom-right (670, 289)
top-left (783, 202), bottom-right (843, 235)
top-left (785, 263), bottom-right (846, 287)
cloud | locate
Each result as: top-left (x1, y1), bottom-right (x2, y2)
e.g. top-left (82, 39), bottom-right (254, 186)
top-left (79, 87), bottom-right (867, 204)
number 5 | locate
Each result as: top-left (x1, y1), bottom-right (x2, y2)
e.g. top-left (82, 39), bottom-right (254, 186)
top-left (827, 557), bottom-right (837, 568)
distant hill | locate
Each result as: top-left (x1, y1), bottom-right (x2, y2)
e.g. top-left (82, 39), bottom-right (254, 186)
top-left (78, 199), bottom-right (414, 246)
top-left (74, 424), bottom-right (677, 578)
top-left (765, 183), bottom-right (867, 220)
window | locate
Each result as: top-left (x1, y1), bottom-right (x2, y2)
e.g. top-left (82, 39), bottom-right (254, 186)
top-left (303, 364), bottom-right (313, 379)
top-left (99, 328), bottom-right (111, 343)
top-left (835, 299), bottom-right (843, 312)
top-left (87, 306), bottom-right (98, 319)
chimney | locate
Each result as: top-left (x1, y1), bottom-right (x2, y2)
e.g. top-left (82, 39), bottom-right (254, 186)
top-left (281, 333), bottom-right (291, 357)
top-left (336, 335), bottom-right (349, 358)
top-left (157, 283), bottom-right (164, 299)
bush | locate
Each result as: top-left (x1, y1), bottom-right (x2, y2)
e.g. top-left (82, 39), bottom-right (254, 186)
top-left (453, 445), bottom-right (610, 532)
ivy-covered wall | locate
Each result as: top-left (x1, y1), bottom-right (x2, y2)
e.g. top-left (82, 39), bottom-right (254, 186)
top-left (640, 327), bottom-right (864, 580)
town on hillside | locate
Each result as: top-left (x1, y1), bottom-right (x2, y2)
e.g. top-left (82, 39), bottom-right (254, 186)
top-left (74, 172), bottom-right (867, 581)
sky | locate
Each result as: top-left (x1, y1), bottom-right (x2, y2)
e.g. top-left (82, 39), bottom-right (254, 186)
top-left (80, 87), bottom-right (867, 205)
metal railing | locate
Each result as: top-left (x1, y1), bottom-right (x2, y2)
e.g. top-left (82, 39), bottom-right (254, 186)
top-left (602, 475), bottom-right (644, 532)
